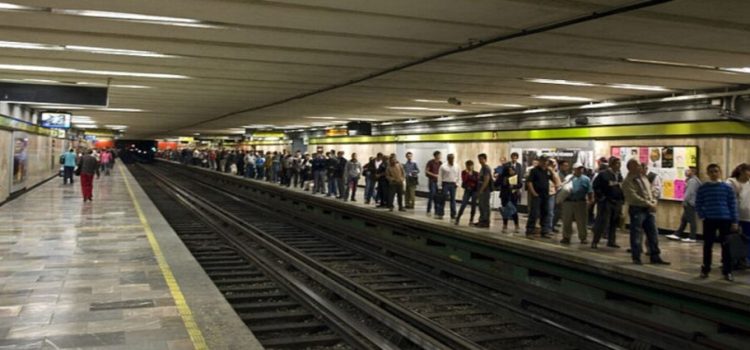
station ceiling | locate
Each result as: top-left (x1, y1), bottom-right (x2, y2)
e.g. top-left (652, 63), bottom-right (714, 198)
top-left (0, 0), bottom-right (748, 138)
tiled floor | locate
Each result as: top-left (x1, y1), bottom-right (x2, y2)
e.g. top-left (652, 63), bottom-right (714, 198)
top-left (0, 166), bottom-right (259, 350)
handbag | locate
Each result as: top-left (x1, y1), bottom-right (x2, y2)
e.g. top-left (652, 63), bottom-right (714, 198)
top-left (74, 167), bottom-right (81, 176)
top-left (502, 201), bottom-right (517, 218)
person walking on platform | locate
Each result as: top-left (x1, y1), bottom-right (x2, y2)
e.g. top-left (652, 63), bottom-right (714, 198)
top-left (363, 156), bottom-right (376, 203)
top-left (561, 163), bottom-right (593, 245)
top-left (592, 157), bottom-right (624, 249)
top-left (344, 153), bottom-right (362, 201)
top-left (385, 154), bottom-right (406, 212)
top-left (500, 164), bottom-right (522, 233)
top-left (669, 167), bottom-right (701, 242)
top-left (526, 155), bottom-right (553, 238)
top-left (456, 160), bottom-right (479, 225)
top-left (726, 163), bottom-right (750, 266)
top-left (404, 152), bottom-right (419, 209)
top-left (438, 154), bottom-right (459, 220)
top-left (311, 152), bottom-right (326, 194)
top-left (61, 148), bottom-right (77, 185)
top-left (476, 153), bottom-right (492, 228)
top-left (77, 149), bottom-right (99, 202)
top-left (99, 148), bottom-right (112, 176)
top-left (622, 159), bottom-right (670, 265)
top-left (697, 164), bottom-right (738, 281)
top-left (425, 151), bottom-right (442, 215)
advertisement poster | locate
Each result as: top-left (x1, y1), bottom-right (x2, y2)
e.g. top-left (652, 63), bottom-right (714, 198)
top-left (613, 146), bottom-right (698, 201)
top-left (512, 147), bottom-right (595, 172)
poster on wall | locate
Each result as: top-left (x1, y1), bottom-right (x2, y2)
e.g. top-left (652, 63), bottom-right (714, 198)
top-left (611, 146), bottom-right (698, 201)
top-left (396, 142), bottom-right (455, 192)
top-left (12, 132), bottom-right (29, 191)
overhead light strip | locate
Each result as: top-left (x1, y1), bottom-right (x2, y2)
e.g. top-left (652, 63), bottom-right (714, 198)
top-left (0, 64), bottom-right (189, 79)
top-left (524, 78), bottom-right (671, 92)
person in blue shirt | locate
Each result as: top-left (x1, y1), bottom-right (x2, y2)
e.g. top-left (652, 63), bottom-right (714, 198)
top-left (254, 153), bottom-right (266, 180)
top-left (560, 163), bottom-right (594, 244)
top-left (696, 163), bottom-right (739, 281)
top-left (61, 148), bottom-right (77, 185)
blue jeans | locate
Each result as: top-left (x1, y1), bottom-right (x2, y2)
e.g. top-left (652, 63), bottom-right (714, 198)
top-left (271, 164), bottom-right (280, 182)
top-left (628, 206), bottom-right (661, 261)
top-left (457, 189), bottom-right (477, 222)
top-left (544, 196), bottom-right (556, 233)
top-left (439, 182), bottom-right (457, 218)
top-left (364, 177), bottom-right (374, 202)
top-left (245, 165), bottom-right (255, 178)
top-left (526, 195), bottom-right (550, 234)
top-left (327, 175), bottom-right (338, 197)
top-left (427, 181), bottom-right (438, 213)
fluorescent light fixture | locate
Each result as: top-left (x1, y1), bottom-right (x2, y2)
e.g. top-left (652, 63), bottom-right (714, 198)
top-left (101, 108), bottom-right (144, 112)
top-left (346, 118), bottom-right (378, 121)
top-left (72, 120), bottom-right (96, 124)
top-left (35, 105), bottom-right (85, 110)
top-left (606, 83), bottom-right (670, 92)
top-left (0, 40), bottom-right (60, 50)
top-left (74, 124), bottom-right (98, 128)
top-left (404, 119), bottom-right (420, 124)
top-left (475, 113), bottom-right (495, 118)
top-left (65, 45), bottom-right (177, 58)
top-left (304, 116), bottom-right (335, 120)
top-left (380, 122), bottom-right (394, 126)
top-left (112, 84), bottom-right (151, 89)
top-left (413, 99), bottom-right (446, 103)
top-left (524, 78), bottom-right (595, 87)
top-left (580, 102), bottom-right (616, 109)
top-left (105, 125), bottom-right (128, 129)
top-left (469, 102), bottom-right (525, 108)
top-left (624, 58), bottom-right (715, 70)
top-left (525, 77), bottom-right (670, 92)
top-left (721, 67), bottom-right (750, 74)
top-left (533, 95), bottom-right (593, 102)
top-left (0, 2), bottom-right (37, 10)
top-left (0, 64), bottom-right (189, 79)
top-left (523, 108), bottom-right (550, 114)
top-left (1, 78), bottom-right (61, 84)
top-left (386, 106), bottom-right (467, 113)
top-left (53, 9), bottom-right (200, 23)
top-left (660, 94), bottom-right (708, 102)
top-left (435, 116), bottom-right (455, 121)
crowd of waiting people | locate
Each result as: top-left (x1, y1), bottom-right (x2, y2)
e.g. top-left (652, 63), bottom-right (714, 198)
top-left (160, 147), bottom-right (749, 282)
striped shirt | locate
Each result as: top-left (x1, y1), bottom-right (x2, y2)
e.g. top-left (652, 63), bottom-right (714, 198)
top-left (695, 181), bottom-right (738, 222)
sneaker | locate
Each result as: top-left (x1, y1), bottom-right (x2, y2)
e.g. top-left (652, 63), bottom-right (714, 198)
top-left (699, 271), bottom-right (709, 279)
top-left (650, 259), bottom-right (671, 265)
top-left (398, 208), bottom-right (407, 212)
top-left (632, 258), bottom-right (643, 265)
top-left (666, 234), bottom-right (681, 241)
top-left (724, 273), bottom-right (734, 282)
top-left (681, 238), bottom-right (697, 243)
top-left (560, 238), bottom-right (571, 244)
top-left (501, 227), bottom-right (508, 233)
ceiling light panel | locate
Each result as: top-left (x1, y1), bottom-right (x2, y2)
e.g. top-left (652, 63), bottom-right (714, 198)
top-left (52, 9), bottom-right (200, 23)
top-left (0, 64), bottom-right (189, 79)
top-left (386, 106), bottom-right (467, 113)
top-left (533, 95), bottom-right (593, 102)
top-left (525, 78), bottom-right (670, 92)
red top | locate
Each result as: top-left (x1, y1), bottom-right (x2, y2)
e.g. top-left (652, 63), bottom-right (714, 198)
top-left (426, 159), bottom-right (442, 182)
top-left (461, 170), bottom-right (479, 190)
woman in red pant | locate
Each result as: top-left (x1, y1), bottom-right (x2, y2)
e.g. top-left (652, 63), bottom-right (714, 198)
top-left (77, 149), bottom-right (99, 202)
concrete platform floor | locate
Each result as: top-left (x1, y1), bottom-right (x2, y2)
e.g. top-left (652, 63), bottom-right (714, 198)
top-left (0, 166), bottom-right (259, 350)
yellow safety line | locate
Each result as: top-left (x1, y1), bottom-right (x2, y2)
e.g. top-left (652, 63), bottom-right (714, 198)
top-left (121, 168), bottom-right (209, 350)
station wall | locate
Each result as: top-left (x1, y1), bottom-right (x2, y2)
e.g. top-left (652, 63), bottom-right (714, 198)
top-left (312, 135), bottom-right (750, 232)
top-left (0, 129), bottom-right (63, 203)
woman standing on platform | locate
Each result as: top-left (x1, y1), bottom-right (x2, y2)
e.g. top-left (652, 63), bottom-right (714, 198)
top-left (696, 164), bottom-right (738, 281)
top-left (77, 149), bottom-right (99, 202)
top-left (726, 163), bottom-right (750, 266)
top-left (455, 160), bottom-right (479, 225)
top-left (500, 164), bottom-right (522, 233)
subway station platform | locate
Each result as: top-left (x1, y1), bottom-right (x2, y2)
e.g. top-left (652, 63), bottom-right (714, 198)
top-left (212, 168), bottom-right (750, 296)
top-left (0, 166), bottom-right (259, 349)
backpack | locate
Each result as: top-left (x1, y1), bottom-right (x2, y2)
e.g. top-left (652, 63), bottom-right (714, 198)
top-left (59, 154), bottom-right (65, 165)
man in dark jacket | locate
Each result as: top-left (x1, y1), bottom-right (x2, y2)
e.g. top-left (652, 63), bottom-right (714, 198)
top-left (335, 151), bottom-right (348, 200)
top-left (311, 152), bottom-right (326, 194)
top-left (326, 151), bottom-right (339, 197)
top-left (592, 157), bottom-right (624, 249)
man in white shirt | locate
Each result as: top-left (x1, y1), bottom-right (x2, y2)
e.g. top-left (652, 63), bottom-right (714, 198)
top-left (438, 153), bottom-right (460, 219)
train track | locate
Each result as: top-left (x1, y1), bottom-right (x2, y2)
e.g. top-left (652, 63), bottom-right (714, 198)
top-left (131, 162), bottom-right (617, 350)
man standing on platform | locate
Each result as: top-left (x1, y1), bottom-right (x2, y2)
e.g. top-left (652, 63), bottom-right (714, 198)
top-left (476, 153), bottom-right (492, 228)
top-left (526, 155), bottom-right (553, 238)
top-left (592, 157), bottom-right (624, 249)
top-left (668, 166), bottom-right (701, 242)
top-left (425, 151), bottom-right (442, 215)
top-left (403, 152), bottom-right (420, 209)
top-left (438, 154), bottom-right (459, 220)
top-left (622, 159), bottom-right (670, 265)
top-left (335, 151), bottom-right (348, 199)
top-left (386, 154), bottom-right (406, 212)
top-left (311, 151), bottom-right (326, 194)
top-left (561, 163), bottom-right (593, 244)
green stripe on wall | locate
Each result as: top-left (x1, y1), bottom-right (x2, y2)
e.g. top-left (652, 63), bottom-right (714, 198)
top-left (309, 121), bottom-right (750, 145)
